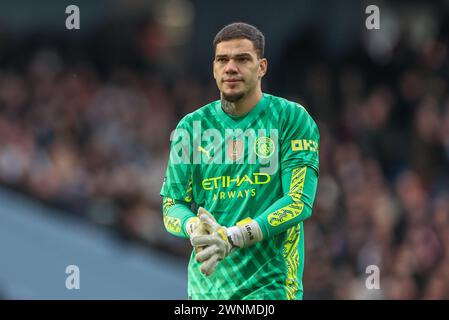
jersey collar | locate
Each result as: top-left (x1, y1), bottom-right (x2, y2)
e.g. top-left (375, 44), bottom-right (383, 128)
top-left (214, 93), bottom-right (269, 130)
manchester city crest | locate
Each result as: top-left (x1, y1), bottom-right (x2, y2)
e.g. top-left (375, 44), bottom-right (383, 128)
top-left (254, 137), bottom-right (275, 158)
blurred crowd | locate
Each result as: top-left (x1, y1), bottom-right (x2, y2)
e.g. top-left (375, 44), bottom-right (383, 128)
top-left (1, 13), bottom-right (449, 299)
top-left (0, 48), bottom-right (217, 255)
top-left (298, 23), bottom-right (449, 298)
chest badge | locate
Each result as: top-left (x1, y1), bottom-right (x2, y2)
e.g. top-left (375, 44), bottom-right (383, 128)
top-left (254, 137), bottom-right (275, 158)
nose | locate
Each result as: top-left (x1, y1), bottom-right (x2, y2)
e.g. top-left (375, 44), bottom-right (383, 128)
top-left (224, 59), bottom-right (238, 74)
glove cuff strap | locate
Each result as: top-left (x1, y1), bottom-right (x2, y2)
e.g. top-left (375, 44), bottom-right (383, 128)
top-left (185, 217), bottom-right (199, 237)
top-left (227, 219), bottom-right (263, 248)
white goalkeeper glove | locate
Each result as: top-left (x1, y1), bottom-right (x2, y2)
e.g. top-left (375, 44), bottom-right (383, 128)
top-left (191, 207), bottom-right (263, 276)
top-left (185, 216), bottom-right (208, 254)
top-left (185, 216), bottom-right (200, 237)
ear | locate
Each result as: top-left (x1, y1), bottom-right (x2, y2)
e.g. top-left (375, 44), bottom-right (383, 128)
top-left (259, 58), bottom-right (268, 78)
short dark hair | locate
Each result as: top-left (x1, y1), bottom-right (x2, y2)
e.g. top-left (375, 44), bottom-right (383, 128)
top-left (213, 22), bottom-right (265, 58)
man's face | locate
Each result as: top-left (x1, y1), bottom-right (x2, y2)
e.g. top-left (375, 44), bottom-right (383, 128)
top-left (213, 38), bottom-right (267, 102)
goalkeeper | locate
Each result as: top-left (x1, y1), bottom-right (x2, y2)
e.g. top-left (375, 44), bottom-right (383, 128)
top-left (160, 22), bottom-right (319, 300)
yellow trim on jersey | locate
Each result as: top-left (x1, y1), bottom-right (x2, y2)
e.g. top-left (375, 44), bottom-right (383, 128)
top-left (164, 216), bottom-right (181, 233)
top-left (284, 224), bottom-right (301, 300)
top-left (289, 166), bottom-right (306, 200)
top-left (281, 167), bottom-right (307, 299)
top-left (185, 178), bottom-right (193, 203)
top-left (162, 197), bottom-right (175, 216)
top-left (267, 167), bottom-right (306, 226)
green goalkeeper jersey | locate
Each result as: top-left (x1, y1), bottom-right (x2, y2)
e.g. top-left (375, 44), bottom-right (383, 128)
top-left (160, 93), bottom-right (319, 300)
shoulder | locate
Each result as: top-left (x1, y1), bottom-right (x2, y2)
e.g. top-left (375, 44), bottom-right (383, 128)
top-left (175, 100), bottom-right (219, 129)
top-left (266, 93), bottom-right (316, 126)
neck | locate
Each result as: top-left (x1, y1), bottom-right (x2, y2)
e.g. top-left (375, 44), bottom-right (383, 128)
top-left (222, 88), bottom-right (263, 117)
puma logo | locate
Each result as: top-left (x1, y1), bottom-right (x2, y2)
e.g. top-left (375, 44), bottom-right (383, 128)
top-left (198, 146), bottom-right (212, 159)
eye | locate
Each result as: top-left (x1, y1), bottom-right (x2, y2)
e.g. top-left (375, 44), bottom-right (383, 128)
top-left (216, 57), bottom-right (227, 63)
top-left (237, 57), bottom-right (249, 62)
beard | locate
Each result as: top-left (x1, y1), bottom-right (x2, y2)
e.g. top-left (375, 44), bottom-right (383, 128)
top-left (222, 91), bottom-right (245, 103)
top-left (221, 91), bottom-right (244, 115)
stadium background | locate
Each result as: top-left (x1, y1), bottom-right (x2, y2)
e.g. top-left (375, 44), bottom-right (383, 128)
top-left (1, 0), bottom-right (449, 299)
